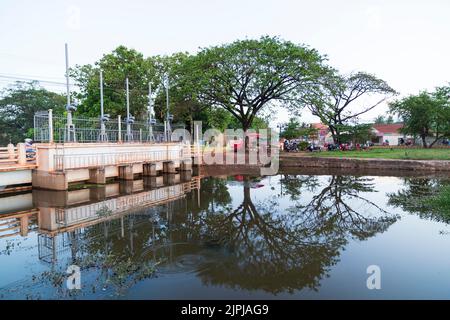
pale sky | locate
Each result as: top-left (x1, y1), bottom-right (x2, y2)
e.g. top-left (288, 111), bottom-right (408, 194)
top-left (1, 0), bottom-right (449, 125)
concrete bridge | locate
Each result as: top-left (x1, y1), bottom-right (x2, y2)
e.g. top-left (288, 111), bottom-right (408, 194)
top-left (0, 175), bottom-right (200, 242)
top-left (0, 141), bottom-right (194, 191)
top-left (0, 143), bottom-right (36, 192)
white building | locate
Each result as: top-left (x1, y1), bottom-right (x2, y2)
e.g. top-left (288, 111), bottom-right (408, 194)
top-left (371, 123), bottom-right (409, 145)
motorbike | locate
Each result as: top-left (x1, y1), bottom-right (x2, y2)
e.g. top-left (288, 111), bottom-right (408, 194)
top-left (284, 140), bottom-right (299, 152)
top-left (307, 144), bottom-right (321, 152)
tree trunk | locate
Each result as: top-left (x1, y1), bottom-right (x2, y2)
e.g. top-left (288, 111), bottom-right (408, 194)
top-left (329, 126), bottom-right (338, 144)
top-left (242, 121), bottom-right (251, 152)
top-left (334, 129), bottom-right (341, 144)
top-left (421, 134), bottom-right (428, 148)
top-left (429, 135), bottom-right (442, 148)
top-left (245, 135), bottom-right (250, 152)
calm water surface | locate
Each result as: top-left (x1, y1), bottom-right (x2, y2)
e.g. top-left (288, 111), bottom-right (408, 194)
top-left (0, 170), bottom-right (450, 299)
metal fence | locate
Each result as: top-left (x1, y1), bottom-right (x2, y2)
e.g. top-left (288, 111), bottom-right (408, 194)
top-left (34, 110), bottom-right (187, 143)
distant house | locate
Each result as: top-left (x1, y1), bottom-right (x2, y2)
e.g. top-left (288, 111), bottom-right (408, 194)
top-left (308, 122), bottom-right (413, 146)
top-left (371, 123), bottom-right (409, 145)
top-left (311, 123), bottom-right (333, 143)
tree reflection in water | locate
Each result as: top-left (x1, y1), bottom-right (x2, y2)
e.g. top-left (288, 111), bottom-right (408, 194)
top-left (388, 177), bottom-right (450, 223)
top-left (181, 175), bottom-right (398, 294)
top-left (0, 175), bottom-right (399, 298)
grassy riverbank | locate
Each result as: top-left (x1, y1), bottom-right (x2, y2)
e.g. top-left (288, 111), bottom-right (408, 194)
top-left (309, 148), bottom-right (450, 160)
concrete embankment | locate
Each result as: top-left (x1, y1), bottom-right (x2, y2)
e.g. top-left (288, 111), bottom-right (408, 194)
top-left (280, 155), bottom-right (450, 172)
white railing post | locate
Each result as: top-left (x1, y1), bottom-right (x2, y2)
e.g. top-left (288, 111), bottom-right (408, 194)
top-left (48, 109), bottom-right (54, 144)
top-left (17, 143), bottom-right (26, 165)
top-left (118, 115), bottom-right (122, 143)
top-left (7, 143), bottom-right (15, 160)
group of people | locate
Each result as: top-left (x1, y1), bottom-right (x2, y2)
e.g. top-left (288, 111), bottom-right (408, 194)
top-left (398, 138), bottom-right (413, 146)
top-left (282, 139), bottom-right (375, 152)
top-left (324, 142), bottom-right (372, 151)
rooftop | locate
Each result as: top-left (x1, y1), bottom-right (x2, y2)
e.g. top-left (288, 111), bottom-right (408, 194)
top-left (372, 123), bottom-right (404, 134)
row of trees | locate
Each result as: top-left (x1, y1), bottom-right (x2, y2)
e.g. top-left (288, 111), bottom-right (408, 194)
top-left (389, 86), bottom-right (450, 148)
top-left (71, 38), bottom-right (399, 146)
top-left (280, 118), bottom-right (317, 140)
top-left (280, 116), bottom-right (375, 146)
top-left (2, 35), bottom-right (447, 147)
top-left (0, 83), bottom-right (66, 145)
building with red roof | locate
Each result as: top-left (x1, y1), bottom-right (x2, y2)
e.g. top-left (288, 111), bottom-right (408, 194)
top-left (372, 123), bottom-right (410, 145)
top-left (308, 122), bottom-right (410, 146)
top-left (311, 123), bottom-right (332, 143)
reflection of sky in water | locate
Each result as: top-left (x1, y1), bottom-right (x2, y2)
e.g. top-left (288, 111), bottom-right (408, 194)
top-left (1, 173), bottom-right (450, 299)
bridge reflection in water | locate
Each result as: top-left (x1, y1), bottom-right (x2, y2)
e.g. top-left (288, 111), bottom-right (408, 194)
top-left (0, 170), bottom-right (406, 299)
top-left (0, 172), bottom-right (201, 264)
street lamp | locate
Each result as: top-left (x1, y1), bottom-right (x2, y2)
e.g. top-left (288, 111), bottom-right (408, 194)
top-left (98, 70), bottom-right (109, 142)
top-left (163, 74), bottom-right (172, 142)
top-left (64, 43), bottom-right (76, 142)
top-left (147, 82), bottom-right (155, 142)
top-left (125, 78), bottom-right (134, 142)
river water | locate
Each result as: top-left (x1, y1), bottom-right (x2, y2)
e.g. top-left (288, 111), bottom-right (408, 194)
top-left (0, 169), bottom-right (449, 299)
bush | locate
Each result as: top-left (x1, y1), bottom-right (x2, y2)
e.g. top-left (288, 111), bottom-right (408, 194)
top-left (298, 141), bottom-right (309, 151)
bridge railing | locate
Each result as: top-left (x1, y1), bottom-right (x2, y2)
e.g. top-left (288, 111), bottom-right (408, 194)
top-left (54, 148), bottom-right (189, 171)
top-left (34, 110), bottom-right (186, 144)
top-left (0, 209), bottom-right (39, 239)
top-left (53, 180), bottom-right (200, 228)
top-left (0, 143), bottom-right (36, 166)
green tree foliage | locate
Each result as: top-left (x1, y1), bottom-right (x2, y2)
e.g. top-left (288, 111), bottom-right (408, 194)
top-left (336, 123), bottom-right (374, 144)
top-left (389, 88), bottom-right (450, 148)
top-left (71, 46), bottom-right (159, 119)
top-left (280, 117), bottom-right (317, 140)
top-left (388, 178), bottom-right (450, 222)
top-left (280, 118), bottom-right (302, 139)
top-left (71, 47), bottom-right (231, 130)
top-left (152, 52), bottom-right (204, 124)
top-left (296, 71), bottom-right (396, 144)
top-left (0, 82), bottom-right (66, 145)
top-left (374, 114), bottom-right (394, 124)
top-left (179, 36), bottom-right (328, 132)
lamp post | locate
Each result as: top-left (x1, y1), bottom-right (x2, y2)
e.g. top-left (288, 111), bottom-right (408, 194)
top-left (64, 43), bottom-right (76, 142)
top-left (164, 74), bottom-right (172, 142)
top-left (98, 70), bottom-right (109, 141)
top-left (125, 78), bottom-right (134, 142)
top-left (147, 82), bottom-right (156, 142)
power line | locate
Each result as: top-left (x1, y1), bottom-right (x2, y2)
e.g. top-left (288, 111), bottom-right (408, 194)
top-left (0, 75), bottom-right (77, 87)
top-left (0, 51), bottom-right (66, 68)
top-left (0, 72), bottom-right (66, 81)
top-left (0, 74), bottom-right (169, 99)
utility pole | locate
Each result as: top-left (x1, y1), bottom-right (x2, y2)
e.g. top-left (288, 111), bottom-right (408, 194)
top-left (125, 78), bottom-right (134, 142)
top-left (164, 74), bottom-right (172, 142)
top-left (98, 70), bottom-right (109, 141)
top-left (65, 43), bottom-right (76, 142)
top-left (147, 82), bottom-right (155, 142)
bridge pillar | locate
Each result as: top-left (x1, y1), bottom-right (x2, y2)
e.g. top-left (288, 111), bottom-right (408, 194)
top-left (143, 176), bottom-right (164, 189)
top-left (163, 173), bottom-right (180, 185)
top-left (32, 170), bottom-right (68, 191)
top-left (180, 159), bottom-right (192, 171)
top-left (119, 164), bottom-right (134, 180)
top-left (163, 161), bottom-right (177, 174)
top-left (89, 186), bottom-right (106, 201)
top-left (119, 180), bottom-right (134, 194)
top-left (180, 170), bottom-right (192, 182)
top-left (88, 167), bottom-right (106, 184)
top-left (143, 163), bottom-right (157, 176)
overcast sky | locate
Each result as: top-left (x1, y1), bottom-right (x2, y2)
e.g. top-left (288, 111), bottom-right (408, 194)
top-left (1, 0), bottom-right (449, 125)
